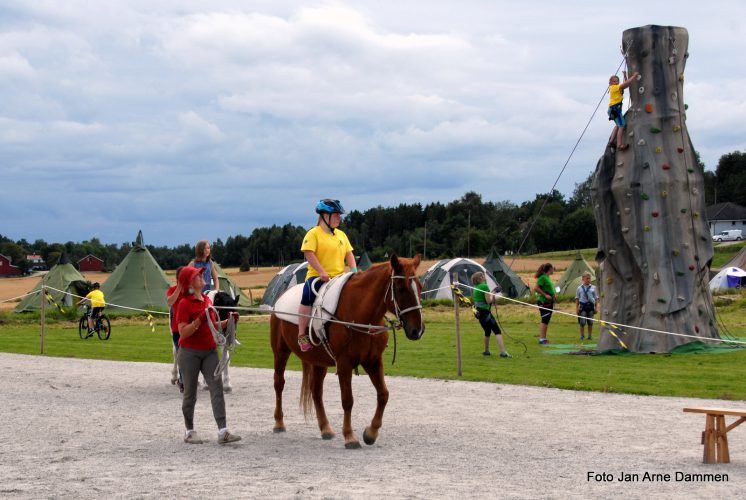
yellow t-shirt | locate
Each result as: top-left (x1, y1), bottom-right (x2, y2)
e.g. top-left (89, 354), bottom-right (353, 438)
top-left (609, 84), bottom-right (623, 106)
top-left (86, 289), bottom-right (105, 308)
top-left (300, 226), bottom-right (353, 279)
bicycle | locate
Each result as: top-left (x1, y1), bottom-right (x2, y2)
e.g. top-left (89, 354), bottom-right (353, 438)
top-left (78, 307), bottom-right (111, 340)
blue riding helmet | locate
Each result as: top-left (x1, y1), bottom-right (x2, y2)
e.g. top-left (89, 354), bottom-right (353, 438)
top-left (315, 199), bottom-right (345, 214)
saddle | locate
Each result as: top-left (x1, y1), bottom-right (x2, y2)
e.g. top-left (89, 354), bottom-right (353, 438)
top-left (273, 272), bottom-right (355, 338)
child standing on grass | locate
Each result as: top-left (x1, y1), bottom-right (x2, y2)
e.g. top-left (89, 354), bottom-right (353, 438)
top-left (575, 271), bottom-right (599, 341)
top-left (533, 263), bottom-right (556, 345)
top-left (471, 272), bottom-right (510, 358)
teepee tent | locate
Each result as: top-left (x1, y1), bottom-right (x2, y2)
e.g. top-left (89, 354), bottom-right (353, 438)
top-left (101, 231), bottom-right (170, 312)
top-left (357, 251), bottom-right (373, 271)
top-left (260, 262), bottom-right (309, 310)
top-left (421, 258), bottom-right (499, 300)
top-left (722, 246), bottom-right (746, 271)
top-left (555, 253), bottom-right (596, 296)
top-left (482, 248), bottom-right (529, 298)
top-left (213, 262), bottom-right (252, 307)
top-left (709, 267), bottom-right (746, 290)
top-left (14, 253), bottom-right (89, 312)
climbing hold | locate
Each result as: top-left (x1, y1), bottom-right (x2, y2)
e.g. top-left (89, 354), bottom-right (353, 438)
top-left (628, 130), bottom-right (634, 137)
top-left (692, 188), bottom-right (699, 195)
top-left (684, 103), bottom-right (688, 110)
top-left (641, 305), bottom-right (646, 314)
top-left (621, 227), bottom-right (629, 233)
top-left (638, 139), bottom-right (646, 146)
top-left (693, 212), bottom-right (700, 218)
top-left (688, 264), bottom-right (695, 271)
top-left (661, 191), bottom-right (668, 198)
top-left (683, 243), bottom-right (690, 248)
top-left (609, 249), bottom-right (617, 255)
top-left (672, 48), bottom-right (678, 56)
top-left (636, 73), bottom-right (642, 80)
top-left (653, 272), bottom-right (660, 281)
top-left (687, 168), bottom-right (694, 173)
top-left (638, 86), bottom-right (645, 94)
top-left (673, 125), bottom-right (681, 132)
top-left (643, 162), bottom-right (650, 168)
top-left (606, 277), bottom-right (613, 284)
top-left (626, 192), bottom-right (632, 198)
top-left (662, 163), bottom-right (671, 170)
top-left (652, 212), bottom-right (659, 218)
top-left (624, 207), bottom-right (631, 214)
top-left (695, 326), bottom-right (700, 333)
top-left (640, 193), bottom-right (649, 200)
top-left (677, 296), bottom-right (685, 302)
top-left (676, 271), bottom-right (685, 277)
top-left (680, 208), bottom-right (688, 213)
top-left (644, 225), bottom-right (651, 232)
top-left (671, 92), bottom-right (678, 100)
top-left (657, 297), bottom-right (667, 303)
top-left (655, 147), bottom-right (662, 153)
top-left (668, 56), bottom-right (675, 65)
top-left (616, 175), bottom-right (624, 181)
top-left (678, 147), bottom-right (684, 153)
top-left (650, 127), bottom-right (661, 134)
top-left (645, 103), bottom-right (653, 113)
top-left (617, 161), bottom-right (624, 167)
top-left (679, 74), bottom-right (684, 82)
top-left (672, 250), bottom-right (680, 256)
top-left (694, 255), bottom-right (700, 261)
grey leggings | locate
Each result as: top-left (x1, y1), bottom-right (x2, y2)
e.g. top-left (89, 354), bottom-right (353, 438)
top-left (177, 347), bottom-right (226, 430)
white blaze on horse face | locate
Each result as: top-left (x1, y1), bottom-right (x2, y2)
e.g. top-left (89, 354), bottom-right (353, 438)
top-left (409, 277), bottom-right (424, 338)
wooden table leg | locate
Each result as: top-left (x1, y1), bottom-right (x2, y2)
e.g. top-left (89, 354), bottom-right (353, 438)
top-left (716, 415), bottom-right (730, 463)
top-left (703, 414), bottom-right (716, 464)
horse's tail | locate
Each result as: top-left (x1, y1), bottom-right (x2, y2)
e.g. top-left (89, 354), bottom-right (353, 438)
top-left (299, 361), bottom-right (314, 421)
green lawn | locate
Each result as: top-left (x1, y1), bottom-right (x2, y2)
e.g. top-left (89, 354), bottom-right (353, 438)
top-left (3, 302), bottom-right (745, 401)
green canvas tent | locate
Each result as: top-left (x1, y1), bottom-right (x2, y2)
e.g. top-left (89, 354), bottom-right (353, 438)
top-left (482, 248), bottom-right (529, 298)
top-left (421, 258), bottom-right (500, 300)
top-left (14, 253), bottom-right (89, 312)
top-left (357, 251), bottom-right (373, 271)
top-left (101, 231), bottom-right (170, 312)
top-left (213, 262), bottom-right (252, 307)
top-left (555, 253), bottom-right (596, 296)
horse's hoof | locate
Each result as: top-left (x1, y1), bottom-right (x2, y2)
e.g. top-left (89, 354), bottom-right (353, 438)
top-left (344, 441), bottom-right (362, 449)
top-left (223, 385), bottom-right (232, 394)
top-left (273, 427), bottom-right (286, 434)
top-left (321, 432), bottom-right (335, 440)
top-left (363, 428), bottom-right (377, 446)
top-left (170, 379), bottom-right (176, 385)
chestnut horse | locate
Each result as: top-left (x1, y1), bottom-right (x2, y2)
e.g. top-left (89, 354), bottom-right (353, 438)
top-left (270, 254), bottom-right (425, 448)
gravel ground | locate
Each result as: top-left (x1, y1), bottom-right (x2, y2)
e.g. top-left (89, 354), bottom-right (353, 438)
top-left (1, 352), bottom-right (744, 499)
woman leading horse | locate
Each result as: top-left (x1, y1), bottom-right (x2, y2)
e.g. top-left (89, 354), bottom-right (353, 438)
top-left (271, 253), bottom-right (425, 449)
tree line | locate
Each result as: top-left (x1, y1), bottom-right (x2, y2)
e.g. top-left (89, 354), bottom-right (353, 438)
top-left (2, 150), bottom-right (743, 272)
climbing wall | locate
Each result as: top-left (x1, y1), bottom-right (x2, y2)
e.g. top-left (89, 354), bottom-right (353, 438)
top-left (591, 25), bottom-right (719, 353)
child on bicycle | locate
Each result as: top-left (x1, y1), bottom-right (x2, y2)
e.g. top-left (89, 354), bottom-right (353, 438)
top-left (78, 282), bottom-right (105, 337)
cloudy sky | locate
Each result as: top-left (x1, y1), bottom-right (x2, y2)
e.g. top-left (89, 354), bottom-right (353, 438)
top-left (1, 0), bottom-right (744, 246)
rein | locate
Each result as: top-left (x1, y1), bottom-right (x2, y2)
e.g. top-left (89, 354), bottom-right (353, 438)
top-left (205, 306), bottom-right (240, 377)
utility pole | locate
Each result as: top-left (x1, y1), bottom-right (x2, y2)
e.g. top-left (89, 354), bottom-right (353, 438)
top-left (423, 222), bottom-right (427, 260)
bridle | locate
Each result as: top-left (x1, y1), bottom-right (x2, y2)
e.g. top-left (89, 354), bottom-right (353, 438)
top-left (386, 270), bottom-right (424, 335)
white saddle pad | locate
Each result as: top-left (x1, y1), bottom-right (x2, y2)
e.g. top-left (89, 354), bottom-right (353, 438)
top-left (273, 273), bottom-right (355, 333)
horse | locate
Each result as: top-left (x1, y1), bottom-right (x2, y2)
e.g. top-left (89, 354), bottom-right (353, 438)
top-left (270, 254), bottom-right (425, 449)
top-left (170, 290), bottom-right (240, 393)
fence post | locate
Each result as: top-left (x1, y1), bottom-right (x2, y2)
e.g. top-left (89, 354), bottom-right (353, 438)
top-left (452, 272), bottom-right (462, 377)
top-left (40, 285), bottom-right (46, 354)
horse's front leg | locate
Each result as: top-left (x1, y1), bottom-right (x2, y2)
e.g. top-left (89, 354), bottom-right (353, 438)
top-left (222, 349), bottom-right (232, 393)
top-left (362, 358), bottom-right (389, 446)
top-left (336, 363), bottom-right (360, 449)
top-left (311, 366), bottom-right (334, 439)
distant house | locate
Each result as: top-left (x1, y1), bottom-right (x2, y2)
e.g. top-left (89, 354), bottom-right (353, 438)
top-left (706, 202), bottom-right (746, 235)
top-left (0, 254), bottom-right (22, 276)
top-left (78, 254), bottom-right (104, 272)
top-left (26, 254), bottom-right (46, 271)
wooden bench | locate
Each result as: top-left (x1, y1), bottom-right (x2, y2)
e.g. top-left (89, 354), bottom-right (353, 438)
top-left (683, 407), bottom-right (746, 463)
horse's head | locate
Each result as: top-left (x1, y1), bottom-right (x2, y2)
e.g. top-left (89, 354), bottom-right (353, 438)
top-left (210, 291), bottom-right (240, 323)
top-left (388, 253), bottom-right (425, 340)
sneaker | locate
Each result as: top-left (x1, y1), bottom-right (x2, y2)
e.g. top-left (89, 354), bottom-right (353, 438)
top-left (184, 430), bottom-right (204, 444)
top-left (538, 338), bottom-right (549, 345)
top-left (499, 352), bottom-right (511, 358)
top-left (218, 430), bottom-right (242, 444)
top-left (482, 351), bottom-right (491, 356)
top-left (618, 144), bottom-right (629, 151)
top-left (298, 334), bottom-right (313, 352)
top-left (580, 335), bottom-right (585, 340)
top-left (587, 336), bottom-right (593, 341)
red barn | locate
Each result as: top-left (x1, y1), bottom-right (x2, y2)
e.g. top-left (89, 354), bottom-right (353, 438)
top-left (0, 254), bottom-right (22, 276)
top-left (78, 254), bottom-right (104, 272)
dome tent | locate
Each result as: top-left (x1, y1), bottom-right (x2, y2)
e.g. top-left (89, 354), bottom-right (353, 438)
top-left (482, 247), bottom-right (529, 298)
top-left (555, 253), bottom-right (596, 296)
top-left (709, 267), bottom-right (746, 290)
top-left (356, 251), bottom-right (373, 271)
top-left (100, 230), bottom-right (170, 312)
top-left (14, 253), bottom-right (89, 312)
top-left (421, 258), bottom-right (499, 300)
top-left (260, 262), bottom-right (309, 310)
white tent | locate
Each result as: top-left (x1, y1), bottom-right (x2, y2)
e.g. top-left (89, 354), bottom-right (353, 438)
top-left (260, 262), bottom-right (309, 310)
top-left (421, 258), bottom-right (500, 300)
top-left (709, 266), bottom-right (746, 290)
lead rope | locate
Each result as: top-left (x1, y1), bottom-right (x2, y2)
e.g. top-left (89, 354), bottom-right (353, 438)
top-left (205, 306), bottom-right (240, 377)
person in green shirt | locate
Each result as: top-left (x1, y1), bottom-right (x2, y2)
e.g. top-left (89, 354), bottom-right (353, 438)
top-left (470, 272), bottom-right (510, 358)
top-left (532, 263), bottom-right (556, 345)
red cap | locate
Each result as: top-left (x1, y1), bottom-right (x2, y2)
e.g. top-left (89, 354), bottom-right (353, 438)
top-left (178, 266), bottom-right (203, 290)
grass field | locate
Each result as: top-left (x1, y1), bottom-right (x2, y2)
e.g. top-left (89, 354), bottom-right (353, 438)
top-left (3, 299), bottom-right (745, 401)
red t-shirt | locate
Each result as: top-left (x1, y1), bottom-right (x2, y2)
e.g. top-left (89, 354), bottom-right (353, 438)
top-left (175, 294), bottom-right (217, 351)
top-left (167, 285), bottom-right (179, 333)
